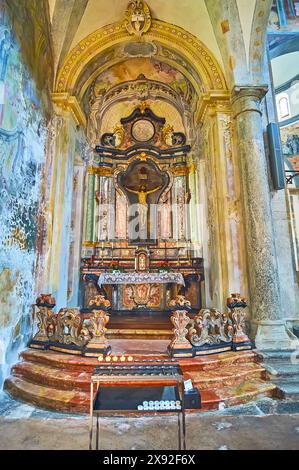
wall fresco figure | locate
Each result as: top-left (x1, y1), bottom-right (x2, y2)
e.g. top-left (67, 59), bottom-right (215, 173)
top-left (0, 29), bottom-right (13, 81)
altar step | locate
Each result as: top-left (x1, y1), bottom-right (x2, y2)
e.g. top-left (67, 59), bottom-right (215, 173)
top-left (107, 313), bottom-right (172, 339)
top-left (4, 348), bottom-right (277, 413)
top-left (107, 328), bottom-right (172, 340)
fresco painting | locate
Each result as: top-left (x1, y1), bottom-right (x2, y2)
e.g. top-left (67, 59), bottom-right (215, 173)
top-left (0, 1), bottom-right (51, 387)
top-left (93, 58), bottom-right (191, 102)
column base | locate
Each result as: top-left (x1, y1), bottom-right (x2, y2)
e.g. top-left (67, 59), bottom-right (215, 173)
top-left (254, 320), bottom-right (299, 351)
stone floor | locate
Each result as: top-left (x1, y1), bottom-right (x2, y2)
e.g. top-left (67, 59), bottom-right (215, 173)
top-left (1, 392), bottom-right (299, 450)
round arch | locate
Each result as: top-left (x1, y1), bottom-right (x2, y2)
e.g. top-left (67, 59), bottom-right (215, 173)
top-left (55, 19), bottom-right (228, 100)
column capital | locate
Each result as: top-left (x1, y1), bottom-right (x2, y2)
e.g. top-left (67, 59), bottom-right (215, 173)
top-left (231, 85), bottom-right (269, 118)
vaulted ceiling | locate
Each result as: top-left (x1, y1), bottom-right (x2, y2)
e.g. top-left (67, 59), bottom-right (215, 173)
top-left (48, 0), bottom-right (271, 86)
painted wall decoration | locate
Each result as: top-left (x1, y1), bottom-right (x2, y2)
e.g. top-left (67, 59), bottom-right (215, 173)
top-left (269, 0), bottom-right (299, 31)
top-left (0, 0), bottom-right (51, 387)
top-left (4, 0), bottom-right (53, 109)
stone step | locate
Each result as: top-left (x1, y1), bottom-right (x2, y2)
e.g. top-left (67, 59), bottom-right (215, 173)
top-left (257, 350), bottom-right (299, 363)
top-left (198, 380), bottom-right (277, 411)
top-left (184, 362), bottom-right (266, 390)
top-left (4, 373), bottom-right (276, 414)
top-left (21, 350), bottom-right (99, 373)
top-left (275, 382), bottom-right (299, 400)
top-left (179, 350), bottom-right (257, 372)
top-left (264, 362), bottom-right (299, 379)
top-left (12, 358), bottom-right (265, 393)
top-left (107, 329), bottom-right (172, 340)
top-left (5, 376), bottom-right (90, 413)
top-left (20, 349), bottom-right (258, 373)
top-left (12, 362), bottom-right (92, 391)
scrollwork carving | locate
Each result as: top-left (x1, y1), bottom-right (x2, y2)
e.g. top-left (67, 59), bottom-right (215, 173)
top-left (188, 309), bottom-right (233, 347)
top-left (227, 294), bottom-right (251, 345)
top-left (50, 308), bottom-right (90, 347)
top-left (168, 295), bottom-right (193, 354)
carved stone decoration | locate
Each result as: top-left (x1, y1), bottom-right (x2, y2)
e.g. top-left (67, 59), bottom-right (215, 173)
top-left (89, 294), bottom-right (111, 309)
top-left (168, 295), bottom-right (193, 356)
top-left (227, 294), bottom-right (251, 349)
top-left (32, 306), bottom-right (54, 344)
top-left (169, 311), bottom-right (193, 354)
top-left (84, 295), bottom-right (111, 356)
top-left (169, 295), bottom-right (191, 310)
top-left (124, 1), bottom-right (152, 37)
top-left (188, 309), bottom-right (233, 347)
top-left (31, 295), bottom-right (56, 345)
top-left (85, 310), bottom-right (110, 355)
top-left (50, 308), bottom-right (90, 348)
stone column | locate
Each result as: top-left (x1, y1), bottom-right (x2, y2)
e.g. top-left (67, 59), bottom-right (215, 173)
top-left (85, 171), bottom-right (95, 242)
top-left (232, 86), bottom-right (299, 350)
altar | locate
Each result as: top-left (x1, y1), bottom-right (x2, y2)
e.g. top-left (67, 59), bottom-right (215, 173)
top-left (98, 272), bottom-right (185, 311)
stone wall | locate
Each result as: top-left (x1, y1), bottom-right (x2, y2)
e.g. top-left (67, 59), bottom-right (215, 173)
top-left (0, 0), bottom-right (52, 387)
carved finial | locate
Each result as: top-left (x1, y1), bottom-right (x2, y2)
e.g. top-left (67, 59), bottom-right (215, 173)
top-left (124, 1), bottom-right (152, 37)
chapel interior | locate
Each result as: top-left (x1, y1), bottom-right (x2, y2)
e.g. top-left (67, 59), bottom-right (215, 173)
top-left (1, 0), bottom-right (299, 420)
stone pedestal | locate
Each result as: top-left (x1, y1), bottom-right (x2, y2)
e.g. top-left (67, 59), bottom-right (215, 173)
top-left (254, 320), bottom-right (299, 351)
top-left (168, 295), bottom-right (193, 357)
top-left (232, 87), bottom-right (299, 351)
top-left (84, 302), bottom-right (111, 357)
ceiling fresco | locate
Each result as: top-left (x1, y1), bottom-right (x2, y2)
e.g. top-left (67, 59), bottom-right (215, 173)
top-left (92, 58), bottom-right (192, 101)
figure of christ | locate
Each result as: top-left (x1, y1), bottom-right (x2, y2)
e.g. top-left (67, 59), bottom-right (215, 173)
top-left (125, 184), bottom-right (162, 241)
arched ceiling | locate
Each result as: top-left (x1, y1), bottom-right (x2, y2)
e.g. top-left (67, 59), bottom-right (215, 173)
top-left (49, 0), bottom-right (225, 74)
top-left (49, 0), bottom-right (274, 93)
top-left (70, 0), bottom-right (223, 66)
top-left (51, 0), bottom-right (275, 136)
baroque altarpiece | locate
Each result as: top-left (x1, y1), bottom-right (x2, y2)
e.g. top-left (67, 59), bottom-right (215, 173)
top-left (81, 96), bottom-right (204, 315)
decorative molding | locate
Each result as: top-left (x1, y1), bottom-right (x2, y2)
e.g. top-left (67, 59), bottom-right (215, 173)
top-left (55, 19), bottom-right (227, 98)
top-left (87, 166), bottom-right (114, 177)
top-left (52, 93), bottom-right (86, 127)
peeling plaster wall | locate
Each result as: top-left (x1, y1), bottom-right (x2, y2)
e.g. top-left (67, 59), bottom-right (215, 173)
top-left (0, 1), bottom-right (51, 387)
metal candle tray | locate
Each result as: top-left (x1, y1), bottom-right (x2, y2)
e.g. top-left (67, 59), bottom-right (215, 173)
top-left (93, 363), bottom-right (182, 377)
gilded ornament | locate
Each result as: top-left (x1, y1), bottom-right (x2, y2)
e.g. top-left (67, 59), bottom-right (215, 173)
top-left (124, 1), bottom-right (152, 37)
